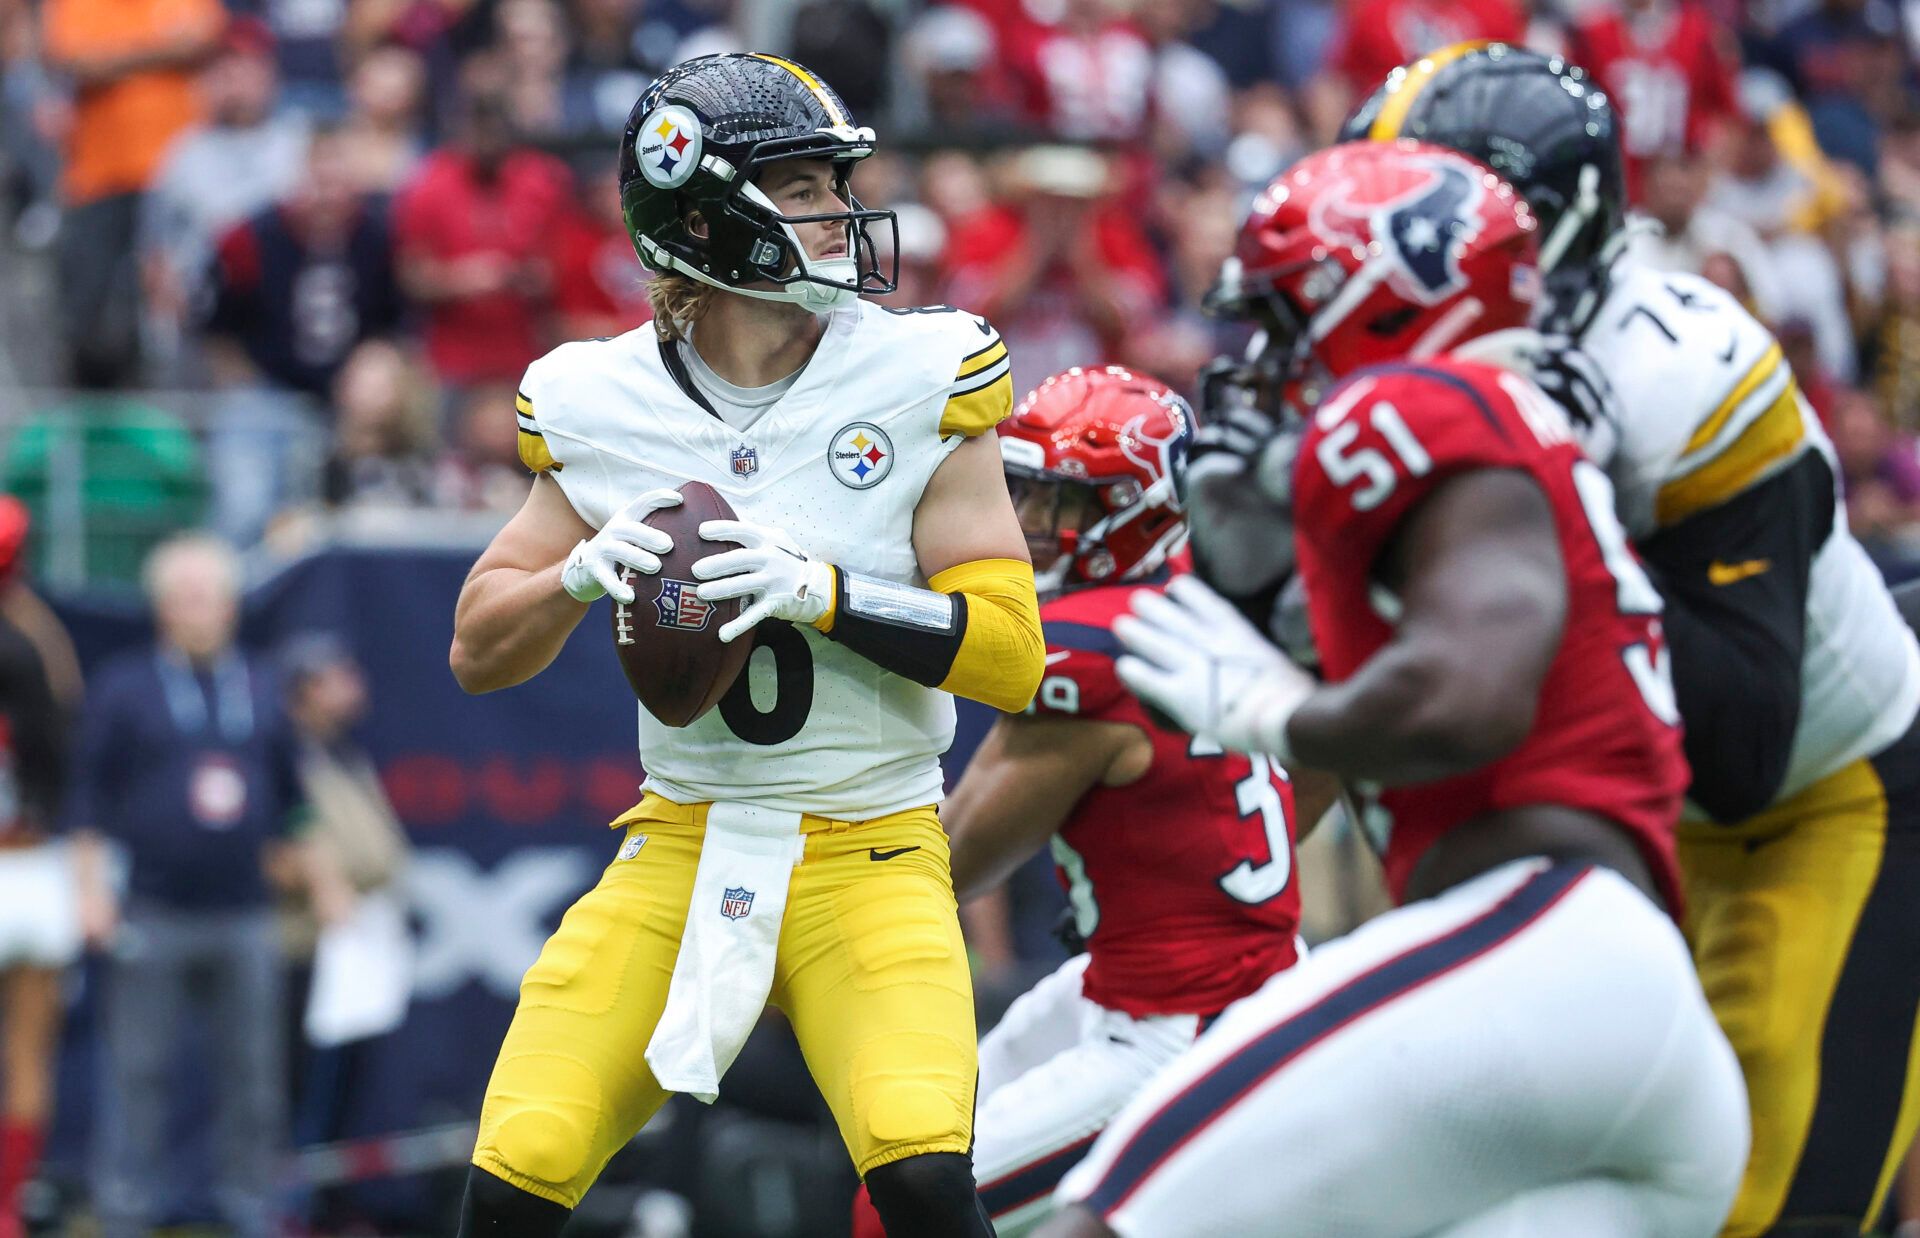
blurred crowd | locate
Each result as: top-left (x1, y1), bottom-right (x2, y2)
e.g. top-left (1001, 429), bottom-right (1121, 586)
top-left (7, 0), bottom-right (1920, 578)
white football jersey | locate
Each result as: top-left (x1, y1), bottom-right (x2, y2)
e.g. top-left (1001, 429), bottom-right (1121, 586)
top-left (515, 300), bottom-right (1014, 818)
top-left (1578, 263), bottom-right (1920, 808)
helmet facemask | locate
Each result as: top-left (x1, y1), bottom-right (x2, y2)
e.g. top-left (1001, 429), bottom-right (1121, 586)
top-left (1003, 451), bottom-right (1184, 598)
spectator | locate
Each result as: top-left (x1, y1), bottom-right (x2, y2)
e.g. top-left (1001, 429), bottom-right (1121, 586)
top-left (495, 0), bottom-right (577, 138)
top-left (998, 0), bottom-right (1158, 142)
top-left (1130, 0), bottom-right (1234, 160)
top-left (202, 126), bottom-right (403, 398)
top-left (1770, 0), bottom-right (1912, 169)
top-left (550, 165), bottom-right (653, 341)
top-left (899, 6), bottom-right (1016, 140)
top-left (1630, 151), bottom-right (1787, 319)
top-left (1305, 0), bottom-right (1524, 141)
top-left (1830, 388), bottom-right (1920, 572)
top-left (391, 55), bottom-right (571, 389)
top-left (273, 634), bottom-right (410, 1158)
top-left (941, 146), bottom-right (1165, 394)
top-left (142, 17), bottom-right (311, 361)
top-left (1569, 0), bottom-right (1740, 199)
top-left (564, 0), bottom-right (654, 135)
top-left (70, 533), bottom-right (309, 1238)
top-left (334, 44), bottom-right (428, 196)
top-left (435, 382), bottom-right (530, 511)
top-left (787, 0), bottom-right (891, 119)
top-left (323, 340), bottom-right (439, 508)
top-left (39, 0), bottom-right (224, 378)
top-left (1870, 224), bottom-right (1920, 427)
top-left (0, 499), bottom-right (80, 1238)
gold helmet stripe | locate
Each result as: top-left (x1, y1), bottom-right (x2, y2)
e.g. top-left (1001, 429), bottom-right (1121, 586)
top-left (749, 53), bottom-right (848, 129)
top-left (1367, 40), bottom-right (1491, 141)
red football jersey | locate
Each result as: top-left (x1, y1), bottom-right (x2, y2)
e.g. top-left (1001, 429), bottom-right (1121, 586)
top-left (1033, 571), bottom-right (1302, 1019)
top-left (1328, 0), bottom-right (1526, 96)
top-left (1570, 4), bottom-right (1739, 197)
top-left (1291, 359), bottom-right (1688, 913)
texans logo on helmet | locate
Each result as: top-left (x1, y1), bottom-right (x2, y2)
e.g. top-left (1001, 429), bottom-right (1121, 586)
top-left (1311, 155), bottom-right (1486, 305)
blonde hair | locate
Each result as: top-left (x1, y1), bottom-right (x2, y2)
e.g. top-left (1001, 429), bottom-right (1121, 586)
top-left (649, 271), bottom-right (716, 342)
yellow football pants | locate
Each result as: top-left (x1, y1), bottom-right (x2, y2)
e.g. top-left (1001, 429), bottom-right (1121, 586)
top-left (472, 794), bottom-right (979, 1208)
top-left (1681, 719), bottom-right (1920, 1237)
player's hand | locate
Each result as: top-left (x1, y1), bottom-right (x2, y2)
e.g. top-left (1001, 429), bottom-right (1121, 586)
top-left (692, 520), bottom-right (836, 643)
top-left (560, 489), bottom-right (683, 604)
top-left (1114, 575), bottom-right (1317, 760)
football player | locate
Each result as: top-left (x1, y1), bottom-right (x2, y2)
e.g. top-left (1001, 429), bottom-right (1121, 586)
top-left (851, 366), bottom-right (1331, 1237)
top-left (446, 54), bottom-right (1045, 1237)
top-left (1036, 140), bottom-right (1748, 1237)
top-left (1345, 43), bottom-right (1920, 1237)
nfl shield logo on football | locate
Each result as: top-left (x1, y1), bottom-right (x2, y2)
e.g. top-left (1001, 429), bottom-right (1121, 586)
top-left (730, 444), bottom-right (758, 477)
top-left (720, 886), bottom-right (755, 920)
top-left (654, 578), bottom-right (713, 631)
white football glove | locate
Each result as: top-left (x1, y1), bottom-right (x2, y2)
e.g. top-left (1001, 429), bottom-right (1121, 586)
top-left (1114, 575), bottom-right (1318, 761)
top-left (560, 488), bottom-right (682, 604)
top-left (692, 520), bottom-right (836, 643)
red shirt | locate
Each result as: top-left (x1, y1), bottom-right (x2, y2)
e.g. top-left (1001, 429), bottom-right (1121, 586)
top-left (392, 148), bottom-right (572, 383)
top-left (1030, 572), bottom-right (1302, 1018)
top-left (1292, 359), bottom-right (1688, 912)
top-left (550, 209), bottom-right (653, 338)
top-left (1571, 4), bottom-right (1739, 196)
top-left (1328, 0), bottom-right (1525, 95)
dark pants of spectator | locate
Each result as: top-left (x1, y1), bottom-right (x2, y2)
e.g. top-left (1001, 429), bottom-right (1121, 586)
top-left (57, 193), bottom-right (143, 383)
top-left (92, 904), bottom-right (286, 1238)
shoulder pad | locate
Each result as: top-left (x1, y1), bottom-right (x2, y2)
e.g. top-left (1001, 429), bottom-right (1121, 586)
top-left (865, 306), bottom-right (1014, 438)
top-left (1029, 616), bottom-right (1129, 718)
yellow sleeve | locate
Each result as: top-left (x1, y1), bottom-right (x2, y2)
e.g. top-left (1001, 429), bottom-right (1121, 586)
top-left (938, 328), bottom-right (1014, 439)
top-left (927, 557), bottom-right (1044, 712)
top-left (1654, 343), bottom-right (1808, 526)
top-left (516, 389), bottom-right (560, 474)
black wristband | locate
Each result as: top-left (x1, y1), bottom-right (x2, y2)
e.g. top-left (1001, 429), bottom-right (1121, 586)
top-left (823, 569), bottom-right (970, 688)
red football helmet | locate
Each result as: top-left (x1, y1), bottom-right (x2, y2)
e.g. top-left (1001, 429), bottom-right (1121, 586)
top-left (999, 366), bottom-right (1193, 596)
top-left (1207, 140), bottom-right (1540, 413)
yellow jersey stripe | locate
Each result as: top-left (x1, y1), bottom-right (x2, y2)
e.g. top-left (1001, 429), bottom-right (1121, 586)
top-left (1655, 382), bottom-right (1805, 525)
top-left (1685, 343), bottom-right (1784, 456)
top-left (1368, 41), bottom-right (1489, 141)
top-left (940, 370), bottom-right (1014, 438)
top-left (519, 429), bottom-right (558, 474)
top-left (956, 338), bottom-right (1008, 381)
top-left (515, 391), bottom-right (534, 416)
top-left (750, 54), bottom-right (847, 128)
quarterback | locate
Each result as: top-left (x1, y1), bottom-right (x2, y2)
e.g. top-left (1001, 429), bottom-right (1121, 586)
top-left (447, 53), bottom-right (1043, 1237)
top-left (1347, 43), bottom-right (1920, 1237)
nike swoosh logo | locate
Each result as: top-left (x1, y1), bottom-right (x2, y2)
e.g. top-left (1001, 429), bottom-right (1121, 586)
top-left (1719, 334), bottom-right (1738, 364)
top-left (1708, 558), bottom-right (1771, 586)
top-left (869, 846), bottom-right (922, 862)
top-left (1044, 650), bottom-right (1073, 666)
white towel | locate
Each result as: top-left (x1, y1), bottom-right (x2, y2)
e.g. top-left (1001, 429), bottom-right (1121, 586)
top-left (645, 802), bottom-right (806, 1102)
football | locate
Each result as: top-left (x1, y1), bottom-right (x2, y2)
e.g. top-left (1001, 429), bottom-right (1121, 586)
top-left (611, 481), bottom-right (752, 726)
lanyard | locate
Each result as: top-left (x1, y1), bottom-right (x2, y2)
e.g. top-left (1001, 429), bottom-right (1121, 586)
top-left (155, 650), bottom-right (254, 745)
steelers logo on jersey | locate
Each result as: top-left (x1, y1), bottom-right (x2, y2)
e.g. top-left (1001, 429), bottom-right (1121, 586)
top-left (635, 105), bottom-right (703, 189)
top-left (830, 421), bottom-right (894, 488)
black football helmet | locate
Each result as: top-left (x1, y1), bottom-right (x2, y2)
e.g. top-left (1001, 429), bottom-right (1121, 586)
top-left (619, 53), bottom-right (898, 312)
top-left (1340, 42), bottom-right (1625, 333)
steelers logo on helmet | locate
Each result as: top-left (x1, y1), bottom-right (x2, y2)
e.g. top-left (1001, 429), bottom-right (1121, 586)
top-left (635, 104), bottom-right (703, 189)
top-left (829, 422), bottom-right (894, 489)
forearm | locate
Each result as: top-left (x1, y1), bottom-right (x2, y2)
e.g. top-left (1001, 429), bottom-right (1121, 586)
top-left (1286, 643), bottom-right (1526, 785)
top-left (815, 558), bottom-right (1044, 712)
top-left (450, 562), bottom-right (588, 693)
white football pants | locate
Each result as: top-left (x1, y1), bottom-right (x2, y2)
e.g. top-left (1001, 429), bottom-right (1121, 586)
top-left (1055, 858), bottom-right (1750, 1237)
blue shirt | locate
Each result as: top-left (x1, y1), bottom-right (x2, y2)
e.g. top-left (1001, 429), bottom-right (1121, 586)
top-left (71, 647), bottom-right (305, 910)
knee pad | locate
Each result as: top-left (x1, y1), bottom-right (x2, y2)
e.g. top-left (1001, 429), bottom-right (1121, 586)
top-left (476, 1053), bottom-right (605, 1198)
top-left (456, 1165), bottom-right (571, 1238)
top-left (864, 1152), bottom-right (994, 1238)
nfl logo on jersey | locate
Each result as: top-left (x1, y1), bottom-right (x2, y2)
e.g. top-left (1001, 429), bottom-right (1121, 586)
top-left (731, 444), bottom-right (758, 477)
top-left (653, 579), bottom-right (712, 631)
top-left (720, 886), bottom-right (755, 920)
